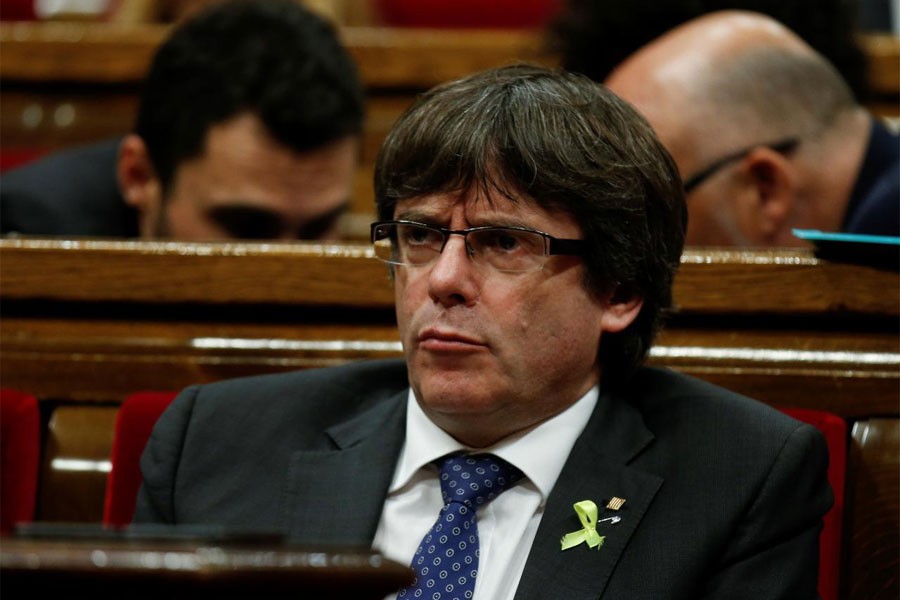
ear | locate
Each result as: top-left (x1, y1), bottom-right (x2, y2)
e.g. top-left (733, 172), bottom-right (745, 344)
top-left (737, 147), bottom-right (797, 243)
top-left (117, 134), bottom-right (163, 238)
top-left (599, 292), bottom-right (644, 333)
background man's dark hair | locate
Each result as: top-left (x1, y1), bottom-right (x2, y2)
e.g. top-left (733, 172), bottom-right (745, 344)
top-left (548, 0), bottom-right (869, 102)
top-left (135, 0), bottom-right (365, 194)
top-left (375, 64), bottom-right (687, 382)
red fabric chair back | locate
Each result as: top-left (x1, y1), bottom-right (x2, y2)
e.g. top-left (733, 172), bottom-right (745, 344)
top-left (779, 407), bottom-right (847, 600)
top-left (103, 391), bottom-right (178, 527)
top-left (0, 388), bottom-right (41, 534)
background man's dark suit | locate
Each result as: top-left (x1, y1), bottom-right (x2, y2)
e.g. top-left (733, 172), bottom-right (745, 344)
top-left (135, 359), bottom-right (832, 599)
top-left (0, 139), bottom-right (139, 237)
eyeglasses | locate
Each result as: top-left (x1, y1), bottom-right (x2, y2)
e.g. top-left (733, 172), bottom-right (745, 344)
top-left (682, 138), bottom-right (799, 194)
top-left (370, 220), bottom-right (586, 273)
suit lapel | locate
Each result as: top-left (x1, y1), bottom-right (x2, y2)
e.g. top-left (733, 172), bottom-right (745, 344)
top-left (282, 390), bottom-right (407, 546)
top-left (515, 387), bottom-right (663, 600)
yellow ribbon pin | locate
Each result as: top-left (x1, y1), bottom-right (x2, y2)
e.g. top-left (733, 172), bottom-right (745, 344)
top-left (560, 500), bottom-right (605, 551)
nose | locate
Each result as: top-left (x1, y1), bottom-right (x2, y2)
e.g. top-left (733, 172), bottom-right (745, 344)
top-left (427, 234), bottom-right (479, 307)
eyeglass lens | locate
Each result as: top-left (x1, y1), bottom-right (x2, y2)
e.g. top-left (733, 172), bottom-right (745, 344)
top-left (372, 222), bottom-right (549, 272)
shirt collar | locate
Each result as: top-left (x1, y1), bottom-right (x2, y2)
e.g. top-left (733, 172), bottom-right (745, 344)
top-left (390, 386), bottom-right (599, 504)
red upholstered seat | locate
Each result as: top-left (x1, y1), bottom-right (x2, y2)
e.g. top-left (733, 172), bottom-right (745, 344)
top-left (0, 388), bottom-right (41, 535)
top-left (779, 407), bottom-right (847, 600)
top-left (103, 391), bottom-right (177, 527)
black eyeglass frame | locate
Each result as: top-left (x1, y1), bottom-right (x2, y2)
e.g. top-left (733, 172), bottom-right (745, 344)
top-left (370, 220), bottom-right (587, 265)
top-left (682, 138), bottom-right (800, 194)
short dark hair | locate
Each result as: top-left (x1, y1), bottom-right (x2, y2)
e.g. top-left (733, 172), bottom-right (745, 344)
top-left (135, 0), bottom-right (365, 193)
top-left (375, 64), bottom-right (687, 382)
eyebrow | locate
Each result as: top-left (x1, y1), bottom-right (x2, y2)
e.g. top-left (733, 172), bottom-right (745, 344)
top-left (394, 209), bottom-right (534, 230)
top-left (394, 209), bottom-right (440, 223)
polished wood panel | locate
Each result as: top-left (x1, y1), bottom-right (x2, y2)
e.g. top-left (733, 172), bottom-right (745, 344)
top-left (1, 537), bottom-right (413, 599)
top-left (860, 34), bottom-right (900, 97)
top-left (675, 249), bottom-right (898, 316)
top-left (844, 419), bottom-right (900, 600)
top-left (1, 240), bottom-right (897, 411)
top-left (38, 405), bottom-right (117, 522)
top-left (1, 24), bottom-right (895, 155)
top-left (2, 318), bottom-right (401, 402)
top-left (0, 23), bottom-right (553, 85)
top-left (0, 22), bottom-right (162, 83)
top-left (0, 239), bottom-right (394, 306)
top-left (649, 328), bottom-right (899, 418)
top-left (2, 240), bottom-right (896, 314)
top-left (2, 23), bottom-right (894, 94)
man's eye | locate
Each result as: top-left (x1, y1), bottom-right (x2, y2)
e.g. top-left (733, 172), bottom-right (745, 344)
top-left (496, 233), bottom-right (521, 251)
top-left (404, 226), bottom-right (439, 245)
top-left (482, 230), bottom-right (524, 252)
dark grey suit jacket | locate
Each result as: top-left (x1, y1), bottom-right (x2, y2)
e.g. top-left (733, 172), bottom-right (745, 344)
top-left (134, 359), bottom-right (832, 599)
top-left (0, 139), bottom-right (140, 237)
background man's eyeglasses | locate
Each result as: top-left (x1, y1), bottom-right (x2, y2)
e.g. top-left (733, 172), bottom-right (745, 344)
top-left (682, 138), bottom-right (799, 194)
top-left (370, 220), bottom-right (586, 273)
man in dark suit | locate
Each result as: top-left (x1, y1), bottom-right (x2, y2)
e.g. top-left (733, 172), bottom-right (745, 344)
top-left (1, 0), bottom-right (364, 241)
top-left (135, 65), bottom-right (832, 599)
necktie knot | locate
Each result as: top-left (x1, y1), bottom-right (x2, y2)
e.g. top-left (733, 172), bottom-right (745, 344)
top-left (438, 453), bottom-right (524, 510)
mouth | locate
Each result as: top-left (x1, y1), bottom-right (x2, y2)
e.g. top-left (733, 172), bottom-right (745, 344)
top-left (417, 328), bottom-right (487, 353)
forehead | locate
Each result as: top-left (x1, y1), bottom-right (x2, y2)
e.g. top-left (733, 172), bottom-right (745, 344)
top-left (200, 117), bottom-right (356, 187)
top-left (173, 116), bottom-right (357, 215)
top-left (394, 189), bottom-right (581, 235)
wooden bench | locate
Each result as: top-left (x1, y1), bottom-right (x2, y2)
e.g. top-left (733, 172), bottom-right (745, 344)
top-left (1, 23), bottom-right (898, 236)
top-left (0, 238), bottom-right (897, 599)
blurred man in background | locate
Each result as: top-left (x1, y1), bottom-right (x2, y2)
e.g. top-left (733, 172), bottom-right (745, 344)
top-left (1, 0), bottom-right (365, 241)
top-left (605, 10), bottom-right (899, 246)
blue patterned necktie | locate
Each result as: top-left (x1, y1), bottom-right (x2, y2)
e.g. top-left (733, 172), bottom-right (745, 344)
top-left (397, 453), bottom-right (524, 600)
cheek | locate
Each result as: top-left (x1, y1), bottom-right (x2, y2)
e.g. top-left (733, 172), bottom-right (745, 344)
top-left (536, 305), bottom-right (599, 354)
top-left (505, 285), bottom-right (600, 358)
top-left (163, 197), bottom-right (212, 239)
top-left (531, 280), bottom-right (602, 350)
top-left (393, 270), bottom-right (418, 337)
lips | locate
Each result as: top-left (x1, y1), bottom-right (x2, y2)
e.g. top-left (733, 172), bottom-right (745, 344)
top-left (417, 327), bottom-right (487, 352)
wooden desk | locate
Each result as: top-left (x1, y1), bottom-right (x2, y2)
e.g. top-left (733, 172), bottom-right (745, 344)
top-left (2, 239), bottom-right (896, 413)
top-left (1, 536), bottom-right (412, 598)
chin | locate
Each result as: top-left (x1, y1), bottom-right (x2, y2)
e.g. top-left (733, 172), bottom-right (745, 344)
top-left (414, 373), bottom-right (499, 414)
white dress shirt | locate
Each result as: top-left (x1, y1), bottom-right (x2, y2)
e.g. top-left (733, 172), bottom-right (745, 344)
top-left (373, 387), bottom-right (599, 600)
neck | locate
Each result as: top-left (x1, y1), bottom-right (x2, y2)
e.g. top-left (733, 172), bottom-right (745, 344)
top-left (799, 109), bottom-right (872, 231)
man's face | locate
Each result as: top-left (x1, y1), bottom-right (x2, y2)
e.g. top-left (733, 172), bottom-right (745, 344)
top-left (393, 188), bottom-right (632, 448)
top-left (158, 113), bottom-right (358, 240)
